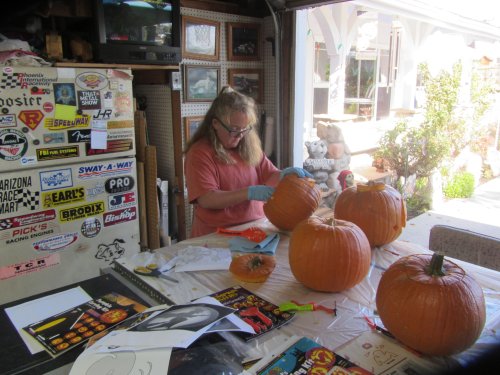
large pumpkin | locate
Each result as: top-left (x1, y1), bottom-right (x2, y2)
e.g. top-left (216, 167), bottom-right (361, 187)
top-left (289, 216), bottom-right (371, 292)
top-left (264, 174), bottom-right (321, 231)
top-left (334, 182), bottom-right (406, 247)
top-left (376, 253), bottom-right (486, 356)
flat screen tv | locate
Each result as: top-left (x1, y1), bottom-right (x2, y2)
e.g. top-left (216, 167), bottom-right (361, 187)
top-left (93, 0), bottom-right (181, 65)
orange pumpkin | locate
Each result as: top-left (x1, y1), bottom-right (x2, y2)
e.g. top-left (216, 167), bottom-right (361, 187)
top-left (229, 253), bottom-right (276, 283)
top-left (376, 253), bottom-right (486, 356)
top-left (289, 216), bottom-right (371, 292)
top-left (334, 182), bottom-right (406, 247)
top-left (264, 174), bottom-right (321, 231)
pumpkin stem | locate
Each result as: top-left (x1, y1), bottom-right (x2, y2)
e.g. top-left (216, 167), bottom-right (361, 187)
top-left (248, 256), bottom-right (263, 270)
top-left (427, 252), bottom-right (446, 277)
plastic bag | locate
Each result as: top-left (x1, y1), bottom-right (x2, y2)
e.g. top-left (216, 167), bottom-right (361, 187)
top-left (0, 33), bottom-right (31, 52)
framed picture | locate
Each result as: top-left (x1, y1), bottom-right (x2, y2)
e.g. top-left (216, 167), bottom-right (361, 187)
top-left (184, 65), bottom-right (220, 102)
top-left (182, 16), bottom-right (220, 61)
top-left (227, 22), bottom-right (260, 61)
top-left (228, 69), bottom-right (263, 103)
top-left (184, 116), bottom-right (204, 141)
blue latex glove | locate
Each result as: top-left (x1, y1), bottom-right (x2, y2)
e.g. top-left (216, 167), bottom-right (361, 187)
top-left (280, 167), bottom-right (313, 179)
top-left (248, 185), bottom-right (275, 201)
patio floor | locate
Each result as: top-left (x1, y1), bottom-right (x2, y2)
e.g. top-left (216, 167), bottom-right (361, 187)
top-left (398, 176), bottom-right (500, 248)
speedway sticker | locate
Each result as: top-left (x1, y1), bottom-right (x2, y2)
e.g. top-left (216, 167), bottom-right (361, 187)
top-left (0, 209), bottom-right (56, 231)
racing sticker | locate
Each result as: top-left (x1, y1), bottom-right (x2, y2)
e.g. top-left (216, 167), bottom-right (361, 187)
top-left (0, 114), bottom-right (16, 128)
top-left (33, 232), bottom-right (78, 251)
top-left (18, 110), bottom-right (44, 130)
top-left (0, 176), bottom-right (39, 214)
top-left (105, 175), bottom-right (134, 194)
top-left (107, 120), bottom-right (134, 129)
top-left (42, 186), bottom-right (85, 208)
top-left (0, 209), bottom-right (56, 231)
top-left (108, 191), bottom-right (136, 210)
top-left (42, 132), bottom-right (65, 144)
top-left (0, 128), bottom-right (28, 161)
top-left (86, 139), bottom-right (133, 156)
top-left (78, 90), bottom-right (101, 110)
top-left (103, 207), bottom-right (137, 227)
top-left (67, 129), bottom-right (91, 143)
top-left (36, 145), bottom-right (79, 161)
top-left (81, 217), bottom-right (101, 238)
top-left (39, 168), bottom-right (73, 191)
top-left (77, 160), bottom-right (134, 180)
top-left (59, 201), bottom-right (105, 222)
top-left (44, 114), bottom-right (90, 131)
top-left (1, 222), bottom-right (59, 245)
top-left (76, 72), bottom-right (108, 90)
top-left (0, 253), bottom-right (61, 280)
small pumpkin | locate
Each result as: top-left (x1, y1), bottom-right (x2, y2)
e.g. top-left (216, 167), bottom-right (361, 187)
top-left (289, 216), bottom-right (371, 292)
top-left (334, 182), bottom-right (406, 247)
top-left (264, 174), bottom-right (321, 231)
top-left (376, 253), bottom-right (486, 356)
top-left (229, 253), bottom-right (276, 283)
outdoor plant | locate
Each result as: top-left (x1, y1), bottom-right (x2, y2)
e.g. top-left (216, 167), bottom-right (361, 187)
top-left (443, 171), bottom-right (475, 198)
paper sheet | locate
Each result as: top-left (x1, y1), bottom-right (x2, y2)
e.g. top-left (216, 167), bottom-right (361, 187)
top-left (174, 246), bottom-right (231, 272)
top-left (4, 287), bottom-right (92, 354)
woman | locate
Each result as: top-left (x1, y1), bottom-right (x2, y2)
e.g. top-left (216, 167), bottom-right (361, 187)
top-left (184, 87), bottom-right (311, 238)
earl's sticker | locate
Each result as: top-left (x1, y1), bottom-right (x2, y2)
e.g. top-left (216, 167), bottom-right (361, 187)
top-left (42, 186), bottom-right (85, 208)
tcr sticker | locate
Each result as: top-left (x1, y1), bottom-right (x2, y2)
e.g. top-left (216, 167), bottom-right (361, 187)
top-left (0, 253), bottom-right (61, 280)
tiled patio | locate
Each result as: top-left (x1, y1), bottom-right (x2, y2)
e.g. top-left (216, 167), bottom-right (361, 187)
top-left (398, 176), bottom-right (500, 248)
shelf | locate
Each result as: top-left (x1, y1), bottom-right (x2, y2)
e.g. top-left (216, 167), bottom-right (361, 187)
top-left (54, 62), bottom-right (180, 71)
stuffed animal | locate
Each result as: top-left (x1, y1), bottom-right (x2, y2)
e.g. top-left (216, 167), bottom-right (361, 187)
top-left (303, 140), bottom-right (335, 190)
top-left (337, 170), bottom-right (354, 190)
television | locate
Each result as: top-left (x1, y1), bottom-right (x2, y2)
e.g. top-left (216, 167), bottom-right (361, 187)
top-left (93, 0), bottom-right (181, 65)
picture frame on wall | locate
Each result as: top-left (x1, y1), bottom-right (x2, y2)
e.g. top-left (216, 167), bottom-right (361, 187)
top-left (184, 116), bottom-right (204, 141)
top-left (228, 69), bottom-right (263, 103)
top-left (182, 16), bottom-right (220, 61)
top-left (184, 65), bottom-right (220, 102)
top-left (227, 22), bottom-right (260, 61)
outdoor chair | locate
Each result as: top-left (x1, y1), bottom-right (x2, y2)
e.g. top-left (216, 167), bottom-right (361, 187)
top-left (429, 225), bottom-right (500, 271)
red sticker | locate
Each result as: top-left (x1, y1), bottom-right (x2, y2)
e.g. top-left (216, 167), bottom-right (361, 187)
top-left (0, 253), bottom-right (61, 280)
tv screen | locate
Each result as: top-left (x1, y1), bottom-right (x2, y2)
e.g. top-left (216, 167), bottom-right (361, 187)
top-left (102, 0), bottom-right (174, 46)
top-left (94, 0), bottom-right (181, 64)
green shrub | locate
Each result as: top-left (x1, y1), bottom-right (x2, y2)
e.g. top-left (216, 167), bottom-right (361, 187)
top-left (443, 172), bottom-right (475, 198)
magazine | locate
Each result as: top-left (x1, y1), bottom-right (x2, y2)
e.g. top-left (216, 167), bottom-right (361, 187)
top-left (22, 292), bottom-right (148, 357)
top-left (209, 285), bottom-right (294, 341)
top-left (247, 336), bottom-right (373, 375)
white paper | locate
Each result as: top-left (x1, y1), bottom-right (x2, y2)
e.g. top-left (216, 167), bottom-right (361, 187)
top-left (70, 347), bottom-right (172, 375)
top-left (174, 246), bottom-right (232, 272)
top-left (91, 120), bottom-right (107, 149)
top-left (4, 287), bottom-right (92, 354)
top-left (194, 296), bottom-right (255, 334)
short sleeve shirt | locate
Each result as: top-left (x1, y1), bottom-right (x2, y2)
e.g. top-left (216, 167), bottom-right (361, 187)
top-left (185, 139), bottom-right (278, 237)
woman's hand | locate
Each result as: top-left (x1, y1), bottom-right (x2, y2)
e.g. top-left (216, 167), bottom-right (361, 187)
top-left (280, 167), bottom-right (313, 179)
top-left (248, 185), bottom-right (275, 201)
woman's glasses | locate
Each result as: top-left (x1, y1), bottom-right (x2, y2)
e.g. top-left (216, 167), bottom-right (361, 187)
top-left (215, 116), bottom-right (252, 137)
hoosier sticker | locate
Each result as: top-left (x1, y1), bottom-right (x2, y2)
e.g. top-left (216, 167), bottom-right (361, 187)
top-left (59, 201), bottom-right (105, 222)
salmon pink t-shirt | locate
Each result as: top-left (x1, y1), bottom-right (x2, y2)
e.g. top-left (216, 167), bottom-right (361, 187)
top-left (185, 139), bottom-right (279, 237)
